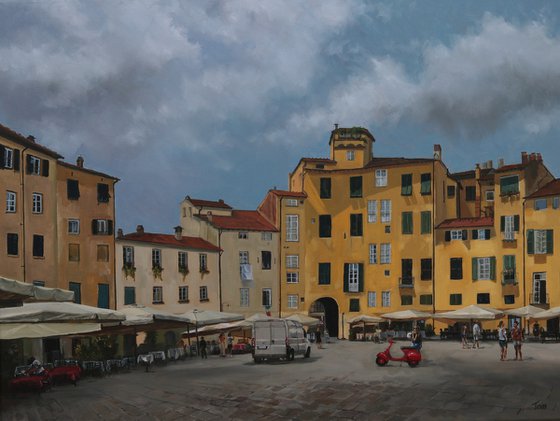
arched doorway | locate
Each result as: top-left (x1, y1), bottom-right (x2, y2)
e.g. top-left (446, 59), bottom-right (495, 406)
top-left (309, 297), bottom-right (339, 338)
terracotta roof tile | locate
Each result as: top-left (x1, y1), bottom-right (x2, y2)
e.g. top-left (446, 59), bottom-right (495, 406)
top-left (494, 163), bottom-right (528, 173)
top-left (185, 196), bottom-right (232, 209)
top-left (0, 123), bottom-right (63, 159)
top-left (119, 232), bottom-right (221, 252)
top-left (301, 158), bottom-right (336, 163)
top-left (198, 210), bottom-right (278, 231)
top-left (526, 179), bottom-right (560, 199)
top-left (269, 190), bottom-right (307, 198)
top-left (364, 157), bottom-right (433, 168)
top-left (59, 161), bottom-right (119, 181)
top-left (437, 217), bottom-right (494, 229)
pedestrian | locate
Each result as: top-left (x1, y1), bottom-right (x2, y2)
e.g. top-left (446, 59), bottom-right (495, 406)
top-left (461, 324), bottom-right (468, 349)
top-left (540, 326), bottom-right (546, 344)
top-left (511, 321), bottom-right (523, 361)
top-left (199, 336), bottom-right (208, 359)
top-left (472, 321), bottom-right (481, 349)
top-left (227, 333), bottom-right (234, 357)
top-left (498, 321), bottom-right (508, 361)
top-left (533, 322), bottom-right (540, 338)
top-left (316, 330), bottom-right (323, 349)
top-left (218, 332), bottom-right (226, 357)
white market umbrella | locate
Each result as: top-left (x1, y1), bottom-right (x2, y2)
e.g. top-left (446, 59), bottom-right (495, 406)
top-left (179, 310), bottom-right (244, 327)
top-left (0, 302), bottom-right (125, 323)
top-left (347, 315), bottom-right (384, 324)
top-left (0, 323), bottom-right (101, 340)
top-left (381, 310), bottom-right (433, 321)
top-left (434, 305), bottom-right (503, 321)
top-left (236, 312), bottom-right (271, 327)
top-left (504, 305), bottom-right (545, 318)
top-left (529, 306), bottom-right (560, 321)
top-left (0, 276), bottom-right (74, 303)
top-left (285, 313), bottom-right (321, 327)
top-left (118, 304), bottom-right (192, 326)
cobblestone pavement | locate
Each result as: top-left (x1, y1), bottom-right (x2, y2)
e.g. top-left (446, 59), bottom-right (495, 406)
top-left (2, 339), bottom-right (560, 420)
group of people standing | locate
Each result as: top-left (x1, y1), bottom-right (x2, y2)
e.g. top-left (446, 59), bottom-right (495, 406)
top-left (197, 333), bottom-right (234, 359)
top-left (460, 320), bottom-right (524, 361)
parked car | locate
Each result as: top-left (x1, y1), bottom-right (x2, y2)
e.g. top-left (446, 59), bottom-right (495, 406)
top-left (252, 318), bottom-right (311, 363)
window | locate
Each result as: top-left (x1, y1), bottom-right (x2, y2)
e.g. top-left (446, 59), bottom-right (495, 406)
top-left (385, 225), bottom-right (391, 233)
top-left (500, 175), bottom-right (519, 196)
top-left (68, 244), bottom-right (80, 262)
top-left (97, 183), bottom-right (110, 203)
top-left (485, 190), bottom-right (494, 202)
top-left (465, 186), bottom-right (476, 201)
top-left (344, 263), bottom-right (363, 293)
top-left (2, 146), bottom-right (14, 168)
top-left (6, 191), bottom-right (16, 213)
top-left (501, 215), bottom-right (519, 241)
top-left (123, 246), bottom-right (134, 266)
top-left (450, 258), bottom-right (463, 280)
top-left (420, 173), bottom-right (431, 195)
top-left (380, 200), bottom-right (391, 223)
top-left (261, 251), bottom-right (271, 270)
top-left (446, 229), bottom-right (466, 241)
top-left (369, 244), bottom-right (377, 264)
top-left (286, 272), bottom-right (299, 283)
top-left (179, 286), bottom-right (188, 302)
top-left (68, 219), bottom-right (80, 235)
top-left (319, 215), bottom-right (332, 238)
top-left (380, 243), bottom-right (391, 264)
top-left (199, 254), bottom-right (208, 271)
top-left (97, 284), bottom-right (109, 308)
top-left (420, 211), bottom-right (431, 234)
top-left (239, 251), bottom-right (249, 265)
top-left (97, 244), bottom-right (109, 262)
top-left (401, 174), bottom-right (412, 196)
top-left (349, 298), bottom-right (360, 312)
top-left (7, 233), bottom-right (18, 256)
top-left (153, 286), bottom-right (163, 304)
top-left (200, 286), bottom-right (209, 301)
top-left (240, 288), bottom-right (249, 307)
top-left (286, 198), bottom-right (299, 207)
top-left (504, 295), bottom-right (515, 305)
top-left (27, 155), bottom-right (41, 175)
top-left (318, 263), bottom-right (331, 285)
top-left (367, 200), bottom-right (377, 223)
top-left (68, 282), bottom-right (81, 304)
top-left (32, 235), bottom-right (44, 257)
top-left (286, 215), bottom-right (299, 242)
top-left (553, 197), bottom-right (560, 209)
top-left (346, 150), bottom-right (355, 161)
top-left (286, 255), bottom-right (299, 268)
top-left (367, 291), bottom-right (376, 307)
top-left (421, 258), bottom-right (432, 280)
top-left (32, 193), bottom-right (42, 214)
top-left (450, 294), bottom-right (462, 305)
top-left (350, 176), bottom-right (362, 198)
top-left (92, 219), bottom-right (112, 235)
top-left (477, 293), bottom-right (490, 304)
top-left (238, 231), bottom-right (248, 239)
top-left (472, 257), bottom-right (496, 281)
top-left (152, 249), bottom-right (162, 268)
top-left (178, 251), bottom-right (188, 271)
top-left (382, 291), bottom-right (390, 307)
top-left (472, 229), bottom-right (491, 240)
top-left (320, 178), bottom-right (331, 199)
top-left (420, 294), bottom-right (433, 305)
top-left (401, 295), bottom-right (413, 306)
top-left (124, 287), bottom-right (136, 305)
top-left (447, 185), bottom-right (456, 198)
top-left (261, 232), bottom-right (272, 241)
top-left (288, 294), bottom-right (298, 309)
top-left (401, 212), bottom-right (413, 234)
top-left (375, 169), bottom-right (387, 187)
top-left (350, 214), bottom-right (363, 236)
top-left (67, 180), bottom-right (80, 200)
top-left (262, 288), bottom-right (272, 307)
top-left (401, 259), bottom-right (413, 286)
top-left (532, 272), bottom-right (547, 305)
top-left (534, 199), bottom-right (547, 210)
top-left (528, 229), bottom-right (553, 254)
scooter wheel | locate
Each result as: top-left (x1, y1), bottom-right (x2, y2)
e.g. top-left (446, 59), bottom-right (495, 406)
top-left (408, 360), bottom-right (419, 367)
top-left (375, 356), bottom-right (388, 366)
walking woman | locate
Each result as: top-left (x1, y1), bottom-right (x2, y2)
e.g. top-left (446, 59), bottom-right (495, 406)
top-left (511, 321), bottom-right (523, 360)
top-left (498, 321), bottom-right (508, 361)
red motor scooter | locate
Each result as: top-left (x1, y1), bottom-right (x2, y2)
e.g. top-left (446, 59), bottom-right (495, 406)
top-left (375, 338), bottom-right (421, 367)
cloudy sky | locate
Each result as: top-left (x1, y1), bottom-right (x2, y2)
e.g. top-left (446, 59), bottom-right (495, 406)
top-left (2, 0), bottom-right (560, 234)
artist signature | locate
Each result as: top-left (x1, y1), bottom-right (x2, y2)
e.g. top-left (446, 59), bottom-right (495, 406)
top-left (530, 400), bottom-right (547, 410)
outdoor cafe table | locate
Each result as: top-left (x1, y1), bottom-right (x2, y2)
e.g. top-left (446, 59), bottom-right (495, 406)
top-left (149, 351), bottom-right (166, 364)
top-left (137, 353), bottom-right (154, 371)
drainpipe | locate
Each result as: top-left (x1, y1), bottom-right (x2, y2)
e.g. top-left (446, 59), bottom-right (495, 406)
top-left (218, 229), bottom-right (223, 312)
top-left (432, 160), bottom-right (436, 316)
top-left (278, 196), bottom-right (284, 318)
top-left (522, 198), bottom-right (526, 308)
top-left (20, 147), bottom-right (28, 283)
top-left (112, 179), bottom-right (118, 309)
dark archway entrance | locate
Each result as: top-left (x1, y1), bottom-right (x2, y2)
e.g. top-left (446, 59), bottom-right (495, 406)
top-left (309, 297), bottom-right (339, 338)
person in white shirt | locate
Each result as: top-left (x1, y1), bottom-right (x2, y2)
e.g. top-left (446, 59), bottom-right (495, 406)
top-left (472, 321), bottom-right (481, 349)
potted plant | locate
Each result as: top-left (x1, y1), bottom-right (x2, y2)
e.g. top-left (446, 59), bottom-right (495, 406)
top-left (152, 265), bottom-right (164, 280)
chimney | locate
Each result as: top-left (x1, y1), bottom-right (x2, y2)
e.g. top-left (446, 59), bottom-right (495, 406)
top-left (481, 162), bottom-right (487, 169)
top-left (76, 156), bottom-right (84, 168)
top-left (487, 160), bottom-right (493, 169)
top-left (475, 164), bottom-right (481, 217)
top-left (207, 211), bottom-right (213, 222)
top-left (475, 163), bottom-right (481, 180)
top-left (530, 153), bottom-right (536, 161)
top-left (174, 226), bottom-right (183, 241)
top-left (117, 228), bottom-right (123, 238)
top-left (433, 144), bottom-right (442, 160)
top-left (521, 152), bottom-right (528, 164)
top-left (334, 123), bottom-right (339, 130)
top-left (537, 153), bottom-right (542, 162)
top-left (136, 225), bottom-right (144, 234)
top-left (218, 199), bottom-right (224, 204)
top-left (498, 159), bottom-right (504, 168)
top-left (27, 135), bottom-right (35, 143)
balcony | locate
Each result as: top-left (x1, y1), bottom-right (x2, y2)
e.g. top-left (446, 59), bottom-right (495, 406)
top-left (502, 231), bottom-right (517, 242)
top-left (501, 270), bottom-right (518, 285)
top-left (530, 293), bottom-right (550, 309)
top-left (399, 276), bottom-right (414, 288)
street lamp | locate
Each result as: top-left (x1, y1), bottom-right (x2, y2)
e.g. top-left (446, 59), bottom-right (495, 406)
top-left (341, 312), bottom-right (345, 339)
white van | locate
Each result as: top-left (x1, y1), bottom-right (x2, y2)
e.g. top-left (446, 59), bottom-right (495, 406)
top-left (252, 318), bottom-right (311, 363)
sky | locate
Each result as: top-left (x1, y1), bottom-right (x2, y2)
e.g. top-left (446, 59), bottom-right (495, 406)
top-left (2, 0), bottom-right (560, 234)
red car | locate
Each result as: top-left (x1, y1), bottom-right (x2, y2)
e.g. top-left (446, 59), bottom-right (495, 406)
top-left (10, 365), bottom-right (52, 393)
top-left (50, 361), bottom-right (81, 385)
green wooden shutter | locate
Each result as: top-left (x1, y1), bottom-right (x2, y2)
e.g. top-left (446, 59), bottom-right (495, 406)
top-left (358, 263), bottom-right (364, 292)
top-left (472, 258), bottom-right (478, 281)
top-left (546, 230), bottom-right (554, 254)
top-left (500, 216), bottom-right (505, 232)
top-left (0, 146), bottom-right (4, 169)
top-left (472, 229), bottom-right (478, 240)
top-left (343, 264), bottom-right (349, 292)
top-left (490, 257), bottom-right (496, 280)
top-left (527, 230), bottom-right (534, 254)
top-left (421, 211), bottom-right (431, 234)
top-left (13, 149), bottom-right (20, 171)
top-left (514, 215), bottom-right (520, 231)
top-left (445, 231), bottom-right (451, 241)
top-left (462, 230), bottom-right (468, 240)
top-left (485, 229), bottom-right (491, 239)
top-left (42, 159), bottom-right (49, 177)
